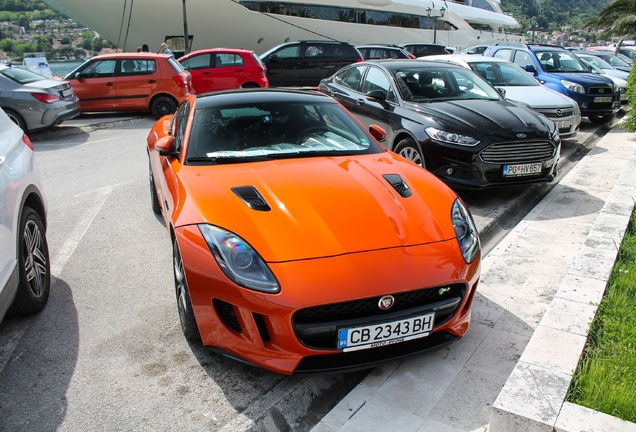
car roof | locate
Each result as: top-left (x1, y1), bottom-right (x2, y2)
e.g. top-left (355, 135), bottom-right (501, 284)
top-left (359, 59), bottom-right (466, 70)
top-left (183, 48), bottom-right (254, 55)
top-left (428, 54), bottom-right (509, 63)
top-left (89, 52), bottom-right (173, 60)
top-left (194, 88), bottom-right (335, 109)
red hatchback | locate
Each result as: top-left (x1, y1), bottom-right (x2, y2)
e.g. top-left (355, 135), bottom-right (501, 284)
top-left (178, 48), bottom-right (269, 94)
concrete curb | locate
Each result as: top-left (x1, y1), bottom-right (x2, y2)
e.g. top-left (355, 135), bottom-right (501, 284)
top-left (489, 128), bottom-right (636, 432)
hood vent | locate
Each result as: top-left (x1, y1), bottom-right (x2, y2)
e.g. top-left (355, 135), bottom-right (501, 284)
top-left (382, 174), bottom-right (412, 198)
top-left (232, 186), bottom-right (271, 211)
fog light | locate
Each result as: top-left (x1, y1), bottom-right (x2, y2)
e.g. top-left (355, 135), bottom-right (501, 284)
top-left (446, 168), bottom-right (453, 175)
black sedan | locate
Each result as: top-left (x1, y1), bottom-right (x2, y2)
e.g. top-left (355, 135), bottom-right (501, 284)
top-left (318, 60), bottom-right (561, 189)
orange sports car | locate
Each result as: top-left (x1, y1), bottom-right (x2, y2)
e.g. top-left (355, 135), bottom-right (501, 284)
top-left (147, 89), bottom-right (481, 375)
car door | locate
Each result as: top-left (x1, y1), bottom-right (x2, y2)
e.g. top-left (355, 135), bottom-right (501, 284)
top-left (349, 66), bottom-right (396, 143)
top-left (69, 59), bottom-right (117, 111)
top-left (0, 125), bottom-right (18, 304)
top-left (115, 58), bottom-right (160, 111)
top-left (263, 45), bottom-right (303, 87)
top-left (180, 52), bottom-right (213, 93)
top-left (323, 65), bottom-right (368, 113)
top-left (211, 53), bottom-right (246, 90)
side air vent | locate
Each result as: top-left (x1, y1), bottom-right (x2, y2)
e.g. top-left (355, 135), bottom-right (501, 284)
top-left (382, 174), bottom-right (412, 198)
top-left (213, 299), bottom-right (242, 333)
top-left (231, 186), bottom-right (271, 211)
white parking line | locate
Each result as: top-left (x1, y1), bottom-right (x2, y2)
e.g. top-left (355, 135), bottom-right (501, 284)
top-left (51, 186), bottom-right (113, 277)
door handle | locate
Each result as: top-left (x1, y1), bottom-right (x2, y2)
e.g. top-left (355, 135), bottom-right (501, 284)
top-left (356, 99), bottom-right (365, 106)
top-left (203, 72), bottom-right (210, 75)
top-left (235, 69), bottom-right (244, 72)
top-left (106, 82), bottom-right (113, 86)
top-left (148, 79), bottom-right (157, 83)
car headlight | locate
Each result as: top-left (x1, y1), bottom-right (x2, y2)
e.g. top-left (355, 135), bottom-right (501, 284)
top-left (199, 225), bottom-right (280, 293)
top-left (426, 127), bottom-right (480, 146)
top-left (561, 80), bottom-right (585, 94)
top-left (452, 199), bottom-right (480, 264)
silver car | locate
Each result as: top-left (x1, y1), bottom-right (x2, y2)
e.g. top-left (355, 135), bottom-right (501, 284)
top-left (0, 108), bottom-right (50, 322)
top-left (424, 54), bottom-right (581, 139)
top-left (0, 63), bottom-right (80, 132)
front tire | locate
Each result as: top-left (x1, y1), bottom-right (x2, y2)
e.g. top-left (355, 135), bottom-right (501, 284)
top-left (7, 206), bottom-right (50, 316)
top-left (588, 114), bottom-right (614, 125)
top-left (394, 138), bottom-right (425, 168)
top-left (173, 238), bottom-right (201, 342)
top-left (151, 96), bottom-right (177, 119)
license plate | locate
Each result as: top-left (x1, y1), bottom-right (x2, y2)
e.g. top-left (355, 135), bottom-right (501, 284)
top-left (555, 119), bottom-right (572, 128)
top-left (62, 88), bottom-right (73, 97)
top-left (503, 163), bottom-right (543, 177)
top-left (338, 313), bottom-right (434, 352)
top-left (594, 96), bottom-right (612, 103)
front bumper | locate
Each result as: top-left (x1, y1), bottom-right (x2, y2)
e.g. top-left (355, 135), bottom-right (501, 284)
top-left (176, 226), bottom-right (480, 375)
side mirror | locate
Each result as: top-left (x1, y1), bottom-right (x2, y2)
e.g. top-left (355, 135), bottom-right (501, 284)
top-left (369, 124), bottom-right (387, 142)
top-left (156, 135), bottom-right (176, 155)
top-left (524, 64), bottom-right (537, 74)
top-left (495, 87), bottom-right (506, 98)
top-left (269, 54), bottom-right (279, 63)
top-left (366, 89), bottom-right (387, 102)
top-left (74, 72), bottom-right (83, 80)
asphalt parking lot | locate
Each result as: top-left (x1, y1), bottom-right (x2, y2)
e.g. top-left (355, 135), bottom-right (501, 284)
top-left (0, 113), bottom-right (614, 431)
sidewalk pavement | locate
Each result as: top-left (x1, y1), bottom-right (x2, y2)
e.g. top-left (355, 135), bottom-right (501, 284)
top-left (311, 127), bottom-right (636, 432)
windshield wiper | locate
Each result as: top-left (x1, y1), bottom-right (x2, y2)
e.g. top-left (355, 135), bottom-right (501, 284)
top-left (187, 155), bottom-right (276, 164)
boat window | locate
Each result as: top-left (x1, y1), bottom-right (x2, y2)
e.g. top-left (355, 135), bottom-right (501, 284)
top-left (238, 1), bottom-right (457, 31)
top-left (471, 0), bottom-right (495, 12)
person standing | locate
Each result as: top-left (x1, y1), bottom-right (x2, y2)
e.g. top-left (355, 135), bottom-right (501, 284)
top-left (160, 43), bottom-right (172, 55)
top-left (141, 44), bottom-right (150, 53)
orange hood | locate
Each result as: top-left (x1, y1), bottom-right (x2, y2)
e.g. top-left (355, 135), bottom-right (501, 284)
top-left (173, 153), bottom-right (459, 262)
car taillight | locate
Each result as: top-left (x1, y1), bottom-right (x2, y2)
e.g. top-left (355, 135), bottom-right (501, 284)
top-left (22, 134), bottom-right (34, 151)
top-left (408, 53), bottom-right (416, 59)
top-left (356, 58), bottom-right (364, 63)
top-left (173, 74), bottom-right (189, 88)
top-left (31, 92), bottom-right (62, 104)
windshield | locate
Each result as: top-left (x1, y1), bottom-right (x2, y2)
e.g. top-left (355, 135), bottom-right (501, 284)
top-left (392, 67), bottom-right (501, 102)
top-left (469, 61), bottom-right (539, 87)
top-left (535, 50), bottom-right (587, 72)
top-left (0, 66), bottom-right (47, 84)
top-left (599, 54), bottom-right (631, 68)
top-left (580, 55), bottom-right (613, 69)
top-left (186, 101), bottom-right (381, 162)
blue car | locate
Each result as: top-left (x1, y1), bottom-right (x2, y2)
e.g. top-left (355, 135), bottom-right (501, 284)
top-left (484, 44), bottom-right (621, 124)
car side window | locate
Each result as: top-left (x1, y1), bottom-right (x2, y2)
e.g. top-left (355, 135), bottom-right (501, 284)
top-left (512, 51), bottom-right (533, 69)
top-left (182, 54), bottom-right (211, 70)
top-left (335, 66), bottom-right (367, 91)
top-left (173, 101), bottom-right (190, 152)
top-left (493, 49), bottom-right (512, 61)
top-left (361, 67), bottom-right (395, 102)
top-left (80, 60), bottom-right (117, 78)
top-left (215, 54), bottom-right (245, 67)
top-left (274, 46), bottom-right (300, 59)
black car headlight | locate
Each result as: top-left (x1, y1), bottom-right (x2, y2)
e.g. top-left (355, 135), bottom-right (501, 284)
top-left (199, 225), bottom-right (280, 293)
top-left (451, 199), bottom-right (480, 264)
top-left (426, 127), bottom-right (480, 146)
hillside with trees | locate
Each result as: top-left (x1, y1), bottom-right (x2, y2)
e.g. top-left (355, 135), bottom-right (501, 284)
top-left (502, 0), bottom-right (612, 31)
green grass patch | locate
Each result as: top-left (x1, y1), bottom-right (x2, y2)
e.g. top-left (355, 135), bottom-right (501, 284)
top-left (566, 211), bottom-right (636, 422)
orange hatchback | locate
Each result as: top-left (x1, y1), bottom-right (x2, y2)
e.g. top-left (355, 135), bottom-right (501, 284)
top-left (178, 48), bottom-right (269, 94)
top-left (65, 53), bottom-right (193, 118)
top-left (147, 89), bottom-right (481, 375)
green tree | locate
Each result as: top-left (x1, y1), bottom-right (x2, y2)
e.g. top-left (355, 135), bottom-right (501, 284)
top-left (60, 35), bottom-right (70, 45)
top-left (587, 0), bottom-right (636, 45)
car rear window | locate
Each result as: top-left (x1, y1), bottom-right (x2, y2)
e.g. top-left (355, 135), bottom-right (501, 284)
top-left (0, 67), bottom-right (47, 84)
top-left (167, 56), bottom-right (186, 73)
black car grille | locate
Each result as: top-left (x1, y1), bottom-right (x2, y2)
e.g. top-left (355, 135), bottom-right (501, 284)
top-left (293, 283), bottom-right (466, 350)
top-left (480, 141), bottom-right (556, 164)
top-left (588, 86), bottom-right (614, 95)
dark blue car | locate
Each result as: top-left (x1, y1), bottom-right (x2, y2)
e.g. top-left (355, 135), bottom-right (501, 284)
top-left (484, 44), bottom-right (621, 124)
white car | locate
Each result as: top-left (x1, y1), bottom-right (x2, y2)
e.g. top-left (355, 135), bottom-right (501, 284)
top-left (0, 108), bottom-right (50, 322)
top-left (424, 54), bottom-right (582, 138)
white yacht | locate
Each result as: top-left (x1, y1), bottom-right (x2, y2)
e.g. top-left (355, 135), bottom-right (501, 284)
top-left (42, 0), bottom-right (525, 55)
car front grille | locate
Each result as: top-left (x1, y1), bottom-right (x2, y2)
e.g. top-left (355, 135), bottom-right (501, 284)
top-left (534, 108), bottom-right (575, 118)
top-left (480, 141), bottom-right (556, 164)
top-left (293, 283), bottom-right (466, 350)
top-left (588, 86), bottom-right (614, 95)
